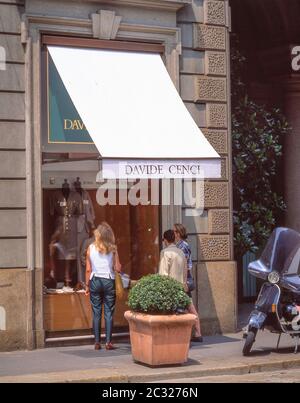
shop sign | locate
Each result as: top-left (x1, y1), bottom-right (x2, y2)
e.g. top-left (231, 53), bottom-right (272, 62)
top-left (101, 159), bottom-right (220, 179)
top-left (47, 54), bottom-right (93, 144)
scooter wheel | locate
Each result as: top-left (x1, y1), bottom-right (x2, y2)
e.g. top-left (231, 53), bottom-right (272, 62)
top-left (242, 330), bottom-right (256, 356)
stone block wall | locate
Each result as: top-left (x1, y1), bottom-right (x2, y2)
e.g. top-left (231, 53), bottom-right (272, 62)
top-left (0, 1), bottom-right (26, 266)
top-left (178, 0), bottom-right (236, 334)
top-left (0, 0), bottom-right (28, 350)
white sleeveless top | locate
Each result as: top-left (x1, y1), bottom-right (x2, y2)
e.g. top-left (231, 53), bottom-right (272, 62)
top-left (89, 244), bottom-right (115, 280)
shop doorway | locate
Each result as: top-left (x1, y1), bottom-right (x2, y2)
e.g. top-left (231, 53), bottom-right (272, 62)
top-left (42, 177), bottom-right (160, 338)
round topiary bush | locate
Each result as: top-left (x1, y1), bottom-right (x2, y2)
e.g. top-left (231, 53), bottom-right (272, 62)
top-left (128, 274), bottom-right (191, 314)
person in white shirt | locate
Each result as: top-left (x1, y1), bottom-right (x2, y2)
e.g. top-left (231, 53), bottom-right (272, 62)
top-left (159, 229), bottom-right (188, 285)
top-left (85, 222), bottom-right (121, 351)
top-left (159, 229), bottom-right (202, 343)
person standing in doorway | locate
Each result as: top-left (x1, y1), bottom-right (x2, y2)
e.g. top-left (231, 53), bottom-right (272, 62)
top-left (159, 229), bottom-right (202, 342)
top-left (159, 229), bottom-right (188, 285)
top-left (85, 222), bottom-right (121, 350)
top-left (174, 223), bottom-right (203, 342)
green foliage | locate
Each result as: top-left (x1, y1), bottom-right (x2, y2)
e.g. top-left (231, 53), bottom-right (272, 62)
top-left (231, 37), bottom-right (291, 259)
top-left (128, 274), bottom-right (191, 314)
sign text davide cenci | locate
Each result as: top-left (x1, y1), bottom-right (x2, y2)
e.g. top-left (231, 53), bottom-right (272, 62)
top-left (125, 163), bottom-right (203, 177)
top-left (100, 160), bottom-right (218, 179)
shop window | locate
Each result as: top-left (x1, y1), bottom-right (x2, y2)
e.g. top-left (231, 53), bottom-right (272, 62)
top-left (43, 181), bottom-right (160, 290)
top-left (42, 164), bottom-right (160, 334)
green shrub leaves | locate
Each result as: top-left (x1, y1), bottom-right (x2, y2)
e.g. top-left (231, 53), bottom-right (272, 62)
top-left (128, 274), bottom-right (191, 314)
top-left (231, 37), bottom-right (291, 259)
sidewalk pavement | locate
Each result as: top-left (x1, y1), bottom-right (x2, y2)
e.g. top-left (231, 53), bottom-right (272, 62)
top-left (1, 330), bottom-right (300, 383)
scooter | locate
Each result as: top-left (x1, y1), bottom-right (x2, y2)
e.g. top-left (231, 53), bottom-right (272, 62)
top-left (243, 227), bottom-right (300, 356)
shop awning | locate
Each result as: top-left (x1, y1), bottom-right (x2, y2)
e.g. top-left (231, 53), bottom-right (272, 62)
top-left (47, 46), bottom-right (221, 179)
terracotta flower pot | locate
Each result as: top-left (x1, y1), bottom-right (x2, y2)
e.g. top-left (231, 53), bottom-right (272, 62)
top-left (124, 310), bottom-right (197, 366)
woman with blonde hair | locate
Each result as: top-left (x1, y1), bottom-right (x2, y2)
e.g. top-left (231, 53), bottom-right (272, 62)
top-left (85, 222), bottom-right (121, 350)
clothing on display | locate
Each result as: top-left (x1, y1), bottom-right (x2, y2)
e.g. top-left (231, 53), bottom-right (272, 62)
top-left (48, 179), bottom-right (83, 288)
top-left (73, 177), bottom-right (96, 284)
top-left (50, 180), bottom-right (83, 260)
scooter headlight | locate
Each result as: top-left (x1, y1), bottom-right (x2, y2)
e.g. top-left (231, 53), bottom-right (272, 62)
top-left (268, 271), bottom-right (280, 284)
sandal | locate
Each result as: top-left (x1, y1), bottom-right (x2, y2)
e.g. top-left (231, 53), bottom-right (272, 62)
top-left (105, 342), bottom-right (116, 350)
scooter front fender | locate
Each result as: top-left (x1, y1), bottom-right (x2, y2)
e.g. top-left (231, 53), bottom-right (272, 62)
top-left (248, 311), bottom-right (267, 330)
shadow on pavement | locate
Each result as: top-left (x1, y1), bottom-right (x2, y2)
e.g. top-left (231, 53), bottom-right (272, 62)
top-left (61, 344), bottom-right (132, 359)
top-left (190, 334), bottom-right (241, 349)
top-left (245, 346), bottom-right (298, 357)
top-left (132, 357), bottom-right (202, 369)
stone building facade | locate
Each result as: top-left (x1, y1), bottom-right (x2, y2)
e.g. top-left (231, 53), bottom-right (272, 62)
top-left (0, 0), bottom-right (236, 351)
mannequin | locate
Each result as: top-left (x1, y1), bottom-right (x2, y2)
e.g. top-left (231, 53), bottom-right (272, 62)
top-left (62, 178), bottom-right (70, 199)
top-left (49, 179), bottom-right (83, 290)
top-left (74, 177), bottom-right (95, 289)
top-left (74, 177), bottom-right (82, 196)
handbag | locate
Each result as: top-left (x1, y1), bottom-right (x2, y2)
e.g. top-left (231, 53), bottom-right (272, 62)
top-left (113, 251), bottom-right (125, 299)
top-left (113, 251), bottom-right (131, 297)
top-left (186, 272), bottom-right (195, 292)
top-left (115, 272), bottom-right (125, 299)
top-left (120, 273), bottom-right (130, 289)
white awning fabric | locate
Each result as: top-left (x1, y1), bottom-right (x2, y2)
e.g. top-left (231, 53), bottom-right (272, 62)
top-left (48, 46), bottom-right (221, 179)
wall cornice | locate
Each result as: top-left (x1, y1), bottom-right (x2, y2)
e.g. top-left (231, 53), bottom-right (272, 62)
top-left (22, 14), bottom-right (181, 46)
top-left (95, 0), bottom-right (191, 11)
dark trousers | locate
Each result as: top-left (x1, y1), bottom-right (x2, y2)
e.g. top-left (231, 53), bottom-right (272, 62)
top-left (89, 276), bottom-right (116, 343)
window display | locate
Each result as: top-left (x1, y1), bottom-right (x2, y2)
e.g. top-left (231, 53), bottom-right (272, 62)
top-left (49, 179), bottom-right (83, 290)
top-left (42, 168), bottom-right (160, 333)
top-left (73, 177), bottom-right (95, 289)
